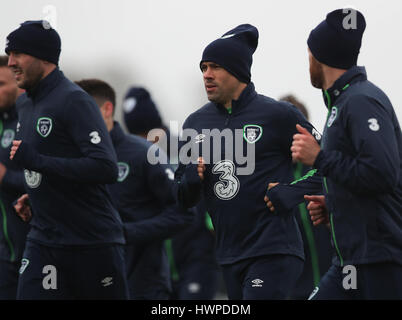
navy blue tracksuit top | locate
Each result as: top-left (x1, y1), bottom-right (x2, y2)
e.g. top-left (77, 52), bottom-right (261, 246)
top-left (175, 82), bottom-right (321, 265)
top-left (107, 122), bottom-right (193, 298)
top-left (268, 66), bottom-right (402, 267)
top-left (315, 66), bottom-right (402, 266)
top-left (13, 68), bottom-right (125, 246)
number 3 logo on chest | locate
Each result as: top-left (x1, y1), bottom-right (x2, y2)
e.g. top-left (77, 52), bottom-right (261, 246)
top-left (212, 160), bottom-right (240, 200)
top-left (89, 131), bottom-right (101, 144)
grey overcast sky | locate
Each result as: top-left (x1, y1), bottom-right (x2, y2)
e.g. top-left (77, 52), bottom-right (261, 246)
top-left (1, 0), bottom-right (401, 135)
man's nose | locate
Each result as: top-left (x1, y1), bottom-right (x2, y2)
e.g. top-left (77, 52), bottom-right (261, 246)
top-left (7, 53), bottom-right (16, 67)
top-left (203, 67), bottom-right (213, 79)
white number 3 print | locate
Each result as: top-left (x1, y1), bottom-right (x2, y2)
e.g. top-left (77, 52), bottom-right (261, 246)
top-left (89, 131), bottom-right (101, 144)
top-left (368, 118), bottom-right (380, 132)
top-left (212, 160), bottom-right (240, 200)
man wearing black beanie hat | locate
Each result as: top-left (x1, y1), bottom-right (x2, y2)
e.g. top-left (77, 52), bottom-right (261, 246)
top-left (288, 8), bottom-right (402, 299)
top-left (6, 20), bottom-right (129, 299)
top-left (174, 24), bottom-right (322, 299)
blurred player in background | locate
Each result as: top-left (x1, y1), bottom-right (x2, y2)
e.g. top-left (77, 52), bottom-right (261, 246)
top-left (77, 79), bottom-right (193, 299)
top-left (122, 87), bottom-right (221, 300)
top-left (279, 94), bottom-right (332, 299)
top-left (0, 55), bottom-right (29, 299)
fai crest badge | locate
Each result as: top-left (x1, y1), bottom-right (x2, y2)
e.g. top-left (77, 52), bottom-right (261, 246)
top-left (36, 117), bottom-right (53, 137)
top-left (117, 162), bottom-right (130, 182)
top-left (243, 125), bottom-right (263, 144)
top-left (1, 129), bottom-right (15, 148)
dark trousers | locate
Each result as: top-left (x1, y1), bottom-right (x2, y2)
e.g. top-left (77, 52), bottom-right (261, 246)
top-left (221, 254), bottom-right (303, 300)
top-left (0, 260), bottom-right (19, 299)
top-left (17, 240), bottom-right (129, 300)
top-left (309, 262), bottom-right (402, 300)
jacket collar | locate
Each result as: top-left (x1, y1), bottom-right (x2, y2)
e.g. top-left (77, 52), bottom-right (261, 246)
top-left (215, 82), bottom-right (257, 114)
top-left (0, 104), bottom-right (18, 121)
top-left (110, 121), bottom-right (126, 147)
top-left (26, 67), bottom-right (64, 103)
top-left (322, 66), bottom-right (367, 109)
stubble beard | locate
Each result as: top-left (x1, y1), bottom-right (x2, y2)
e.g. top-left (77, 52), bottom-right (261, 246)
top-left (16, 60), bottom-right (44, 91)
top-left (310, 60), bottom-right (325, 89)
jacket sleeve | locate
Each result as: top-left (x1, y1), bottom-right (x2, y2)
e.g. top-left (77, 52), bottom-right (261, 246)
top-left (2, 169), bottom-right (25, 194)
top-left (314, 94), bottom-right (400, 194)
top-left (13, 92), bottom-right (118, 184)
top-left (280, 102), bottom-right (322, 154)
top-left (124, 150), bottom-right (194, 244)
top-left (173, 119), bottom-right (203, 208)
top-left (267, 169), bottom-right (323, 213)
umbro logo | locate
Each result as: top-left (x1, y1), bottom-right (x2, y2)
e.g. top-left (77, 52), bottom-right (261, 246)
top-left (251, 279), bottom-right (263, 287)
top-left (101, 276), bottom-right (113, 287)
top-left (194, 133), bottom-right (205, 144)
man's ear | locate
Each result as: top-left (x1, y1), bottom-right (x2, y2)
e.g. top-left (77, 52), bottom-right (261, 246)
top-left (102, 101), bottom-right (114, 117)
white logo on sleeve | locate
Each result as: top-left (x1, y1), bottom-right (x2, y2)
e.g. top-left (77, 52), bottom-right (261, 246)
top-left (368, 118), bottom-right (380, 131)
top-left (89, 131), bottom-right (101, 144)
top-left (24, 170), bottom-right (42, 188)
top-left (19, 258), bottom-right (30, 274)
top-left (312, 128), bottom-right (322, 141)
top-left (327, 107), bottom-right (338, 127)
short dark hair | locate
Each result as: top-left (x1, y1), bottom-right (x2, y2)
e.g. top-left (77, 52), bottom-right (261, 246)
top-left (75, 78), bottom-right (116, 115)
top-left (280, 94), bottom-right (309, 120)
top-left (0, 55), bottom-right (9, 67)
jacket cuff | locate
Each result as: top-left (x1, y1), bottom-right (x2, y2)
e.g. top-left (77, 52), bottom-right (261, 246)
top-left (313, 149), bottom-right (326, 171)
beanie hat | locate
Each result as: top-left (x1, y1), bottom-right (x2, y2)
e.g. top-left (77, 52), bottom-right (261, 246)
top-left (123, 87), bottom-right (162, 135)
top-left (5, 20), bottom-right (61, 65)
top-left (307, 8), bottom-right (366, 69)
top-left (200, 24), bottom-right (259, 83)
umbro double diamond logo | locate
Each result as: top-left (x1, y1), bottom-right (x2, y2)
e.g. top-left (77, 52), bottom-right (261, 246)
top-left (251, 279), bottom-right (264, 287)
top-left (101, 277), bottom-right (113, 287)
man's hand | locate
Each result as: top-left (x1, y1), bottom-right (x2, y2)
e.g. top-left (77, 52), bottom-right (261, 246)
top-left (197, 157), bottom-right (206, 181)
top-left (264, 182), bottom-right (279, 212)
top-left (291, 124), bottom-right (321, 166)
top-left (14, 193), bottom-right (32, 222)
top-left (304, 195), bottom-right (329, 227)
top-left (0, 162), bottom-right (7, 184)
top-left (10, 140), bottom-right (22, 160)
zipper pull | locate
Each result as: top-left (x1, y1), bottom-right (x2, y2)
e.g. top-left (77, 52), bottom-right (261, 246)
top-left (224, 107), bottom-right (232, 126)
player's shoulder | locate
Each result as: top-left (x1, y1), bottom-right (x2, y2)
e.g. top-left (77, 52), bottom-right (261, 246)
top-left (184, 102), bottom-right (217, 128)
top-left (254, 93), bottom-right (298, 116)
top-left (125, 133), bottom-right (153, 154)
top-left (62, 80), bottom-right (94, 102)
